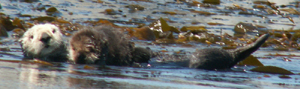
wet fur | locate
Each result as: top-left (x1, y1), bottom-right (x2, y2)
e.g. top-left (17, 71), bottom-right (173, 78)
top-left (189, 34), bottom-right (270, 70)
top-left (19, 24), bottom-right (68, 62)
top-left (153, 34), bottom-right (269, 70)
top-left (131, 47), bottom-right (151, 63)
top-left (69, 25), bottom-right (149, 66)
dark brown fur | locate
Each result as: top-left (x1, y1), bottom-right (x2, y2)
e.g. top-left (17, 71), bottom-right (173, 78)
top-left (69, 25), bottom-right (150, 66)
top-left (152, 34), bottom-right (269, 70)
top-left (131, 47), bottom-right (151, 63)
top-left (189, 34), bottom-right (269, 70)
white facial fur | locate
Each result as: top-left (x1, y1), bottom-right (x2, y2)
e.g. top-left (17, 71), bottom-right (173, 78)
top-left (19, 24), bottom-right (63, 57)
top-left (68, 46), bottom-right (76, 62)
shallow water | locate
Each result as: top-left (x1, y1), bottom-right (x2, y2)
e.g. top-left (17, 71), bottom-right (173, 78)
top-left (1, 0), bottom-right (300, 88)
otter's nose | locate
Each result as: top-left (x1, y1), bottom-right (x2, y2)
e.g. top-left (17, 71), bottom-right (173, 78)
top-left (40, 33), bottom-right (51, 43)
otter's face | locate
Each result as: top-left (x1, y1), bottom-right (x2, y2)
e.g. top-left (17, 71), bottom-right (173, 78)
top-left (69, 30), bottom-right (108, 64)
top-left (19, 24), bottom-right (63, 57)
top-left (69, 35), bottom-right (98, 64)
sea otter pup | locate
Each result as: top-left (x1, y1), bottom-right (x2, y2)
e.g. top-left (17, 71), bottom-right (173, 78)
top-left (69, 25), bottom-right (150, 66)
top-left (131, 47), bottom-right (152, 63)
top-left (19, 24), bottom-right (68, 62)
top-left (189, 34), bottom-right (269, 70)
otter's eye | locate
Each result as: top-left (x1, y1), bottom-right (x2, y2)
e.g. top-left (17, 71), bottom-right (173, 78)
top-left (30, 35), bottom-right (33, 39)
top-left (52, 29), bottom-right (56, 33)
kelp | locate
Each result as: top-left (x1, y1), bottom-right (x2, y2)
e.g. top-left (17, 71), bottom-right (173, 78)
top-left (46, 7), bottom-right (62, 17)
top-left (250, 66), bottom-right (294, 75)
top-left (237, 55), bottom-right (264, 66)
top-left (125, 4), bottom-right (145, 12)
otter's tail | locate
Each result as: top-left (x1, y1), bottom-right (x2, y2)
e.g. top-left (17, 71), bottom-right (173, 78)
top-left (231, 34), bottom-right (270, 64)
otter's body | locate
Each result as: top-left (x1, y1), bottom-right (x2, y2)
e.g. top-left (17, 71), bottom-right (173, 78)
top-left (69, 25), bottom-right (150, 66)
top-left (132, 47), bottom-right (151, 63)
top-left (189, 34), bottom-right (269, 70)
top-left (189, 48), bottom-right (234, 70)
top-left (19, 24), bottom-right (68, 62)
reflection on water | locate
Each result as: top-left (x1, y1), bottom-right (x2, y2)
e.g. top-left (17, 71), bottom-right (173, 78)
top-left (0, 57), bottom-right (299, 88)
top-left (0, 61), bottom-right (220, 88)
